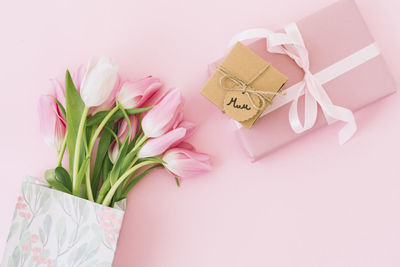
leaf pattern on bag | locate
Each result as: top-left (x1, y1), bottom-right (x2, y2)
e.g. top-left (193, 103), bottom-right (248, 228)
top-left (1, 180), bottom-right (125, 267)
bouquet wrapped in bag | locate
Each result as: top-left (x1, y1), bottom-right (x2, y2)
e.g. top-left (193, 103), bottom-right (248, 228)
top-left (2, 57), bottom-right (211, 267)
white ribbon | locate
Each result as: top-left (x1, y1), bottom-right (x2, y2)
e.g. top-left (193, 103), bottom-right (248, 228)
top-left (229, 23), bottom-right (361, 144)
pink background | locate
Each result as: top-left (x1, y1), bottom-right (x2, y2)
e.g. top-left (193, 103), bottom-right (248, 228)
top-left (0, 0), bottom-right (399, 266)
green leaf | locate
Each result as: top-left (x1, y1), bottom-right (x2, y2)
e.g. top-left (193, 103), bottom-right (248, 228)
top-left (129, 113), bottom-right (143, 149)
top-left (74, 157), bottom-right (90, 196)
top-left (102, 155), bottom-right (113, 181)
top-left (85, 125), bottom-right (95, 151)
top-left (55, 99), bottom-right (66, 118)
top-left (91, 121), bottom-right (114, 198)
top-left (55, 167), bottom-right (72, 192)
top-left (96, 178), bottom-right (111, 204)
top-left (95, 153), bottom-right (114, 203)
top-left (65, 70), bottom-right (85, 173)
top-left (109, 136), bottom-right (130, 185)
top-left (120, 152), bottom-right (137, 174)
top-left (86, 106), bottom-right (153, 127)
top-left (175, 177), bottom-right (181, 187)
top-left (45, 169), bottom-right (71, 194)
top-left (105, 125), bottom-right (120, 146)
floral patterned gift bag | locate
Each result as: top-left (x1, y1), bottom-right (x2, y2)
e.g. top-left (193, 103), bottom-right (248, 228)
top-left (2, 178), bottom-right (125, 267)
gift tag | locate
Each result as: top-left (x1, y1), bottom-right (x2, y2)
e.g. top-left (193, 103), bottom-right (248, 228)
top-left (223, 91), bottom-right (261, 122)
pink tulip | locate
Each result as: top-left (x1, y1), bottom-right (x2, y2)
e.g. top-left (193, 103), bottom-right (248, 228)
top-left (49, 79), bottom-right (66, 124)
top-left (108, 116), bottom-right (138, 163)
top-left (38, 95), bottom-right (66, 152)
top-left (72, 64), bottom-right (85, 92)
top-left (50, 79), bottom-right (65, 108)
top-left (118, 115), bottom-right (138, 142)
top-left (175, 142), bottom-right (195, 151)
top-left (117, 77), bottom-right (162, 109)
top-left (141, 88), bottom-right (184, 138)
top-left (172, 110), bottom-right (184, 129)
top-left (138, 128), bottom-right (186, 158)
top-left (162, 148), bottom-right (211, 178)
top-left (176, 120), bottom-right (196, 138)
top-left (138, 120), bottom-right (196, 158)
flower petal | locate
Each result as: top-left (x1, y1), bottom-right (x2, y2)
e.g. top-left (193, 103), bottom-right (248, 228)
top-left (117, 77), bottom-right (162, 109)
top-left (162, 148), bottom-right (211, 178)
top-left (80, 57), bottom-right (119, 107)
top-left (138, 128), bottom-right (187, 158)
top-left (141, 88), bottom-right (184, 137)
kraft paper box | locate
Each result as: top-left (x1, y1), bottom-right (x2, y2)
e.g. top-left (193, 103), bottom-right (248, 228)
top-left (1, 178), bottom-right (125, 267)
top-left (201, 42), bottom-right (288, 128)
top-left (208, 0), bottom-right (396, 161)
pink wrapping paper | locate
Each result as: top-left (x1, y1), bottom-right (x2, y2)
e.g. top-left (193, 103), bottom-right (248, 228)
top-left (209, 0), bottom-right (396, 161)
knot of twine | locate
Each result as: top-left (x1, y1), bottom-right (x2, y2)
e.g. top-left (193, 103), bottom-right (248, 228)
top-left (217, 65), bottom-right (284, 111)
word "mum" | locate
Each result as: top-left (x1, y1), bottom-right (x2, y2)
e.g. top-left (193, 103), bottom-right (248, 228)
top-left (226, 97), bottom-right (251, 110)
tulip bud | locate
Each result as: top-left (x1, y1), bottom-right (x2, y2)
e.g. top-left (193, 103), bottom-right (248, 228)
top-left (72, 64), bottom-right (85, 92)
top-left (162, 148), bottom-right (211, 178)
top-left (80, 57), bottom-right (118, 107)
top-left (138, 128), bottom-right (186, 158)
top-left (38, 95), bottom-right (66, 152)
top-left (50, 79), bottom-right (65, 108)
top-left (141, 88), bottom-right (183, 138)
top-left (90, 75), bottom-right (121, 115)
top-left (117, 77), bottom-right (162, 109)
top-left (137, 120), bottom-right (196, 158)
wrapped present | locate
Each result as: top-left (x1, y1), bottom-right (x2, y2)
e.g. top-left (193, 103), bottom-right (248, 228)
top-left (1, 178), bottom-right (125, 267)
top-left (208, 0), bottom-right (396, 161)
top-left (201, 42), bottom-right (288, 128)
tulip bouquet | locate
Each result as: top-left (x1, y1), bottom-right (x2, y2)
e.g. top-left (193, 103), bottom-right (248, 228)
top-left (2, 57), bottom-right (211, 267)
top-left (38, 57), bottom-right (211, 207)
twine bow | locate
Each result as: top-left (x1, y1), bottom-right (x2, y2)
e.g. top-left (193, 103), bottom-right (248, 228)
top-left (217, 65), bottom-right (283, 111)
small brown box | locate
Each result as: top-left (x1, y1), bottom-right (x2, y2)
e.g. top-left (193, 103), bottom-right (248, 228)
top-left (201, 42), bottom-right (288, 128)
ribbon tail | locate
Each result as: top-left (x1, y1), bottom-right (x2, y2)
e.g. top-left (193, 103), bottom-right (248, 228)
top-left (321, 108), bottom-right (336, 125)
top-left (325, 101), bottom-right (357, 145)
top-left (338, 116), bottom-right (357, 145)
top-left (303, 82), bottom-right (318, 129)
top-left (288, 81), bottom-right (318, 133)
top-left (307, 77), bottom-right (357, 144)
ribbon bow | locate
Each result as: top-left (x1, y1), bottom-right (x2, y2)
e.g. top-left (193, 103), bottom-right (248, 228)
top-left (229, 23), bottom-right (357, 144)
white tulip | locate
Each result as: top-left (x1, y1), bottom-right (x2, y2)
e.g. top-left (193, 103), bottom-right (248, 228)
top-left (80, 57), bottom-right (118, 107)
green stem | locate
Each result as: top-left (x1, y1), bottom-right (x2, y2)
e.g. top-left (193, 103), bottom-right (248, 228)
top-left (117, 101), bottom-right (131, 135)
top-left (132, 135), bottom-right (148, 154)
top-left (72, 106), bottom-right (89, 192)
top-left (85, 105), bottom-right (119, 202)
top-left (105, 126), bottom-right (120, 145)
top-left (102, 161), bottom-right (157, 206)
top-left (119, 156), bottom-right (139, 192)
top-left (56, 131), bottom-right (68, 167)
top-left (85, 164), bottom-right (94, 202)
top-left (111, 135), bottom-right (148, 202)
top-left (96, 179), bottom-right (111, 204)
top-left (88, 105), bottom-right (119, 154)
top-left (128, 156), bottom-right (139, 170)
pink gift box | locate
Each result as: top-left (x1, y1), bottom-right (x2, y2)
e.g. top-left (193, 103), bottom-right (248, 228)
top-left (208, 0), bottom-right (396, 161)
